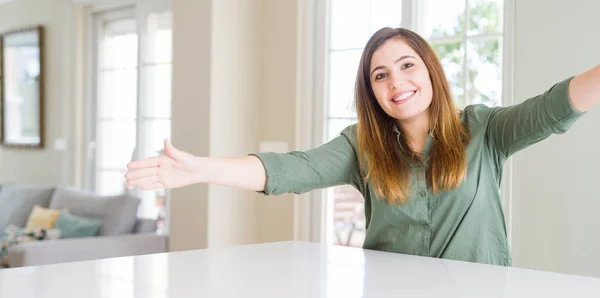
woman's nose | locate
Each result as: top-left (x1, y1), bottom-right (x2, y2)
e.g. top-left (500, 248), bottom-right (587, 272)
top-left (389, 75), bottom-right (405, 90)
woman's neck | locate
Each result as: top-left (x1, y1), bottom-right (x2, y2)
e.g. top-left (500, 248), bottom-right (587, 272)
top-left (396, 112), bottom-right (430, 153)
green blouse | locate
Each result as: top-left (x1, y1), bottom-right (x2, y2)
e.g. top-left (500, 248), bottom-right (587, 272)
top-left (250, 77), bottom-right (584, 266)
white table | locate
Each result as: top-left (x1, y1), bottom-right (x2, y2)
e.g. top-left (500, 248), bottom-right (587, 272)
top-left (1, 241), bottom-right (599, 297)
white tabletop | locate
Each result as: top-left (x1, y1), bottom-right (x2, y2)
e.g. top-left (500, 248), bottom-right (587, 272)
top-left (1, 241), bottom-right (599, 297)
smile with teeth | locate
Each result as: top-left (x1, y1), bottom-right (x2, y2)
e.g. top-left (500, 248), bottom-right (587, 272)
top-left (392, 90), bottom-right (416, 102)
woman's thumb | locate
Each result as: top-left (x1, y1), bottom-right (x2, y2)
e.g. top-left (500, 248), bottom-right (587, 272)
top-left (164, 138), bottom-right (183, 159)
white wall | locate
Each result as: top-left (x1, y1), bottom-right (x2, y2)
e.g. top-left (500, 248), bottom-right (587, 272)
top-left (511, 0), bottom-right (600, 277)
top-left (256, 0), bottom-right (298, 243)
top-left (169, 0), bottom-right (299, 250)
top-left (0, 0), bottom-right (81, 186)
top-left (169, 0), bottom-right (212, 251)
top-left (207, 0), bottom-right (262, 248)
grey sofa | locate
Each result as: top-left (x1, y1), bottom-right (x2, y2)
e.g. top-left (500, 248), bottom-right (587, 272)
top-left (0, 183), bottom-right (168, 268)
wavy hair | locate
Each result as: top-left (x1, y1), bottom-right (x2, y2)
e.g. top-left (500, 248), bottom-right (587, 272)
top-left (355, 28), bottom-right (470, 205)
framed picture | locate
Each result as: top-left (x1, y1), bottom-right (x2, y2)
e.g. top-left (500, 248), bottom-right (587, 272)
top-left (0, 25), bottom-right (44, 148)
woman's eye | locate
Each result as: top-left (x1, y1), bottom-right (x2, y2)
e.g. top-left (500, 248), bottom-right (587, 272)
top-left (402, 63), bottom-right (414, 70)
top-left (375, 73), bottom-right (387, 80)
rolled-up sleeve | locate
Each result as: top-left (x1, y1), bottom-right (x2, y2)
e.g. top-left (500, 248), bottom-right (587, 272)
top-left (249, 125), bottom-right (362, 195)
top-left (485, 76), bottom-right (586, 158)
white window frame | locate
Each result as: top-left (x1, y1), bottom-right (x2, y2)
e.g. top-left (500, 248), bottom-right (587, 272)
top-left (297, 0), bottom-right (416, 244)
top-left (299, 0), bottom-right (515, 248)
top-left (85, 0), bottom-right (173, 232)
top-left (85, 4), bottom-right (137, 192)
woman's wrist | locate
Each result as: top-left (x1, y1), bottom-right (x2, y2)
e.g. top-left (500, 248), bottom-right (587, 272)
top-left (190, 156), bottom-right (210, 184)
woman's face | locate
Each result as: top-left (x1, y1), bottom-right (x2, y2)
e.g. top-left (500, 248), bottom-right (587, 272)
top-left (369, 38), bottom-right (433, 123)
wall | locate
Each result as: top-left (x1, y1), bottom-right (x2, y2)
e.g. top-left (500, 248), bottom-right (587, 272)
top-left (511, 0), bottom-right (600, 277)
top-left (170, 0), bottom-right (276, 250)
top-left (207, 0), bottom-right (262, 248)
top-left (256, 0), bottom-right (298, 243)
top-left (170, 0), bottom-right (300, 249)
top-left (0, 0), bottom-right (80, 186)
top-left (169, 0), bottom-right (212, 251)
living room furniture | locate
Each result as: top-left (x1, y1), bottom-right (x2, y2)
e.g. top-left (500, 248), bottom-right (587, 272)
top-left (0, 182), bottom-right (167, 268)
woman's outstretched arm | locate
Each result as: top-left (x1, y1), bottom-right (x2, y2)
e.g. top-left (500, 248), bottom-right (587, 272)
top-left (125, 140), bottom-right (268, 192)
top-left (125, 125), bottom-right (363, 195)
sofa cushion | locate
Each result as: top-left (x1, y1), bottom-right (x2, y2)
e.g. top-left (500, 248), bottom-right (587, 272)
top-left (55, 211), bottom-right (101, 239)
top-left (133, 218), bottom-right (158, 234)
top-left (0, 184), bottom-right (55, 233)
top-left (49, 187), bottom-right (140, 236)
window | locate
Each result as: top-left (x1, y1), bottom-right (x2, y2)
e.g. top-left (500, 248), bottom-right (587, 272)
top-left (93, 8), bottom-right (138, 198)
top-left (88, 4), bottom-right (172, 233)
top-left (325, 0), bottom-right (505, 247)
top-left (418, 0), bottom-right (504, 108)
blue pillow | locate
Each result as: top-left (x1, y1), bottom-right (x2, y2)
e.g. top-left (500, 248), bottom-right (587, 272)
top-left (55, 212), bottom-right (101, 239)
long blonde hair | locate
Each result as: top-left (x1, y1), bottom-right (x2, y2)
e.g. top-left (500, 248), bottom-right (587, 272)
top-left (355, 28), bottom-right (470, 205)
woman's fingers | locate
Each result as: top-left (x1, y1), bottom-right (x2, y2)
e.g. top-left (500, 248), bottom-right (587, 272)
top-left (125, 167), bottom-right (160, 181)
top-left (127, 174), bottom-right (160, 188)
top-left (127, 156), bottom-right (162, 170)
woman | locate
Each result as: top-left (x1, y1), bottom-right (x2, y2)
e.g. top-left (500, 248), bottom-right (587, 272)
top-left (125, 28), bottom-right (598, 266)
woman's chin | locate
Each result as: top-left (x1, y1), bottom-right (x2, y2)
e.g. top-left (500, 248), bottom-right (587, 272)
top-left (391, 109), bottom-right (429, 122)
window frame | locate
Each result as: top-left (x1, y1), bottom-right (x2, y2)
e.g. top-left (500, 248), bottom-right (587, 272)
top-left (86, 5), bottom-right (137, 193)
top-left (85, 0), bottom-right (173, 232)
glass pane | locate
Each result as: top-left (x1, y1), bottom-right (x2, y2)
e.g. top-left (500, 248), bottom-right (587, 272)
top-left (2, 41), bottom-right (41, 145)
top-left (369, 0), bottom-right (403, 35)
top-left (329, 49), bottom-right (362, 118)
top-left (140, 119), bottom-right (171, 159)
top-left (421, 0), bottom-right (466, 39)
top-left (144, 11), bottom-right (173, 64)
top-left (138, 189), bottom-right (161, 221)
top-left (101, 18), bottom-right (137, 69)
top-left (468, 0), bottom-right (503, 36)
top-left (96, 120), bottom-right (136, 169)
top-left (96, 170), bottom-right (128, 196)
top-left (432, 42), bottom-right (466, 108)
top-left (327, 118), bottom-right (354, 142)
top-left (141, 64), bottom-right (171, 118)
top-left (332, 184), bottom-right (365, 247)
top-left (330, 0), bottom-right (370, 50)
top-left (467, 37), bottom-right (502, 106)
top-left (98, 69), bottom-right (137, 119)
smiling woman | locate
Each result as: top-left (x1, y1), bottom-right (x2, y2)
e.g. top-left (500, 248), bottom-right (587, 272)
top-left (125, 17), bottom-right (600, 266)
top-left (355, 28), bottom-right (469, 205)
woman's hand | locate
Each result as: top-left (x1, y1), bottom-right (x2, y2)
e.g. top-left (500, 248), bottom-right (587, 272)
top-left (125, 139), bottom-right (204, 190)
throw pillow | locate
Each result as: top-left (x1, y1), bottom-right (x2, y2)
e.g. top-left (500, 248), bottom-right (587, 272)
top-left (24, 205), bottom-right (62, 232)
top-left (55, 211), bottom-right (101, 239)
top-left (49, 187), bottom-right (140, 236)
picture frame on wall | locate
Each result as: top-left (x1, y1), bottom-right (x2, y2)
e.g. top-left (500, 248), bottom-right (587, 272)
top-left (0, 25), bottom-right (44, 148)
